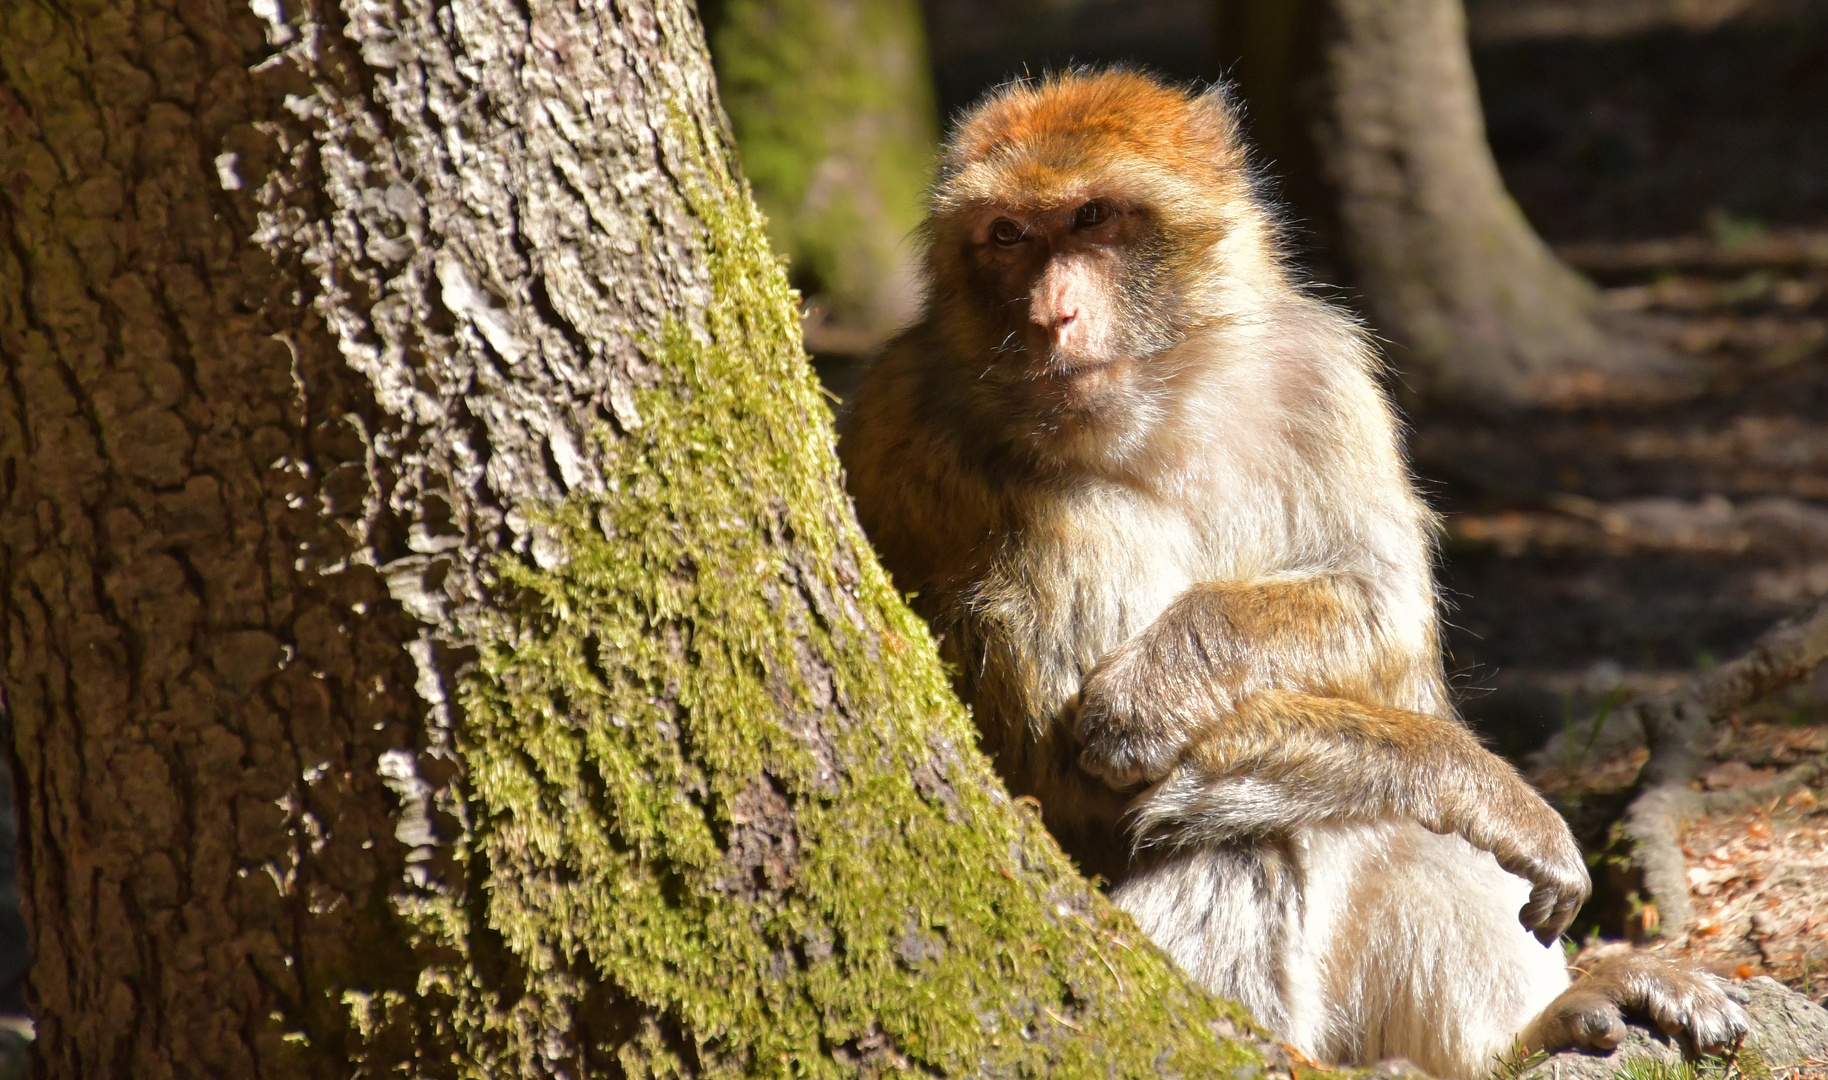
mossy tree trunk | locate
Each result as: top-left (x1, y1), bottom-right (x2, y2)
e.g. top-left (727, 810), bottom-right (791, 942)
top-left (701, 0), bottom-right (936, 356)
top-left (1216, 0), bottom-right (1696, 407)
top-left (0, 0), bottom-right (1261, 1075)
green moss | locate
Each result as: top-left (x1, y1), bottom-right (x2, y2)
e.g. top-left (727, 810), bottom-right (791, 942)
top-left (704, 0), bottom-right (936, 331)
top-left (373, 139), bottom-right (1259, 1079)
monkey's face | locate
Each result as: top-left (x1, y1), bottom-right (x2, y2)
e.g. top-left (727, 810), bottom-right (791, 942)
top-left (942, 195), bottom-right (1184, 452)
top-left (924, 70), bottom-right (1264, 472)
top-left (973, 197), bottom-right (1178, 380)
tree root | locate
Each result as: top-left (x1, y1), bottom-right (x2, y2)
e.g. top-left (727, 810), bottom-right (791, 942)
top-left (1616, 594), bottom-right (1828, 939)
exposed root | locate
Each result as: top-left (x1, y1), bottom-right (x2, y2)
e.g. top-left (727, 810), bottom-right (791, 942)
top-left (1622, 785), bottom-right (1704, 936)
top-left (1618, 597), bottom-right (1828, 938)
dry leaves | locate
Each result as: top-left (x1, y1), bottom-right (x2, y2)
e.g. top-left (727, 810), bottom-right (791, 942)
top-left (1670, 785), bottom-right (1828, 1002)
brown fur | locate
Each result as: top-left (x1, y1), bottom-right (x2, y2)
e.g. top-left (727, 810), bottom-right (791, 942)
top-left (839, 70), bottom-right (1745, 1075)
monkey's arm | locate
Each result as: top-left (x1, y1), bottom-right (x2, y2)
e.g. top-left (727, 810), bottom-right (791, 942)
top-left (1071, 575), bottom-right (1434, 789)
top-left (1072, 577), bottom-right (1586, 942)
top-left (1125, 689), bottom-right (1589, 942)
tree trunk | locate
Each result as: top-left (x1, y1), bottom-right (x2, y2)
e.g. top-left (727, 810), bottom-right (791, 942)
top-left (701, 0), bottom-right (936, 355)
top-left (1216, 0), bottom-right (1699, 406)
top-left (0, 0), bottom-right (1261, 1075)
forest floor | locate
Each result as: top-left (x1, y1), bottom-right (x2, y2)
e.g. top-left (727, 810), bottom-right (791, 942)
top-left (1421, 232), bottom-right (1828, 1005)
top-left (1419, 15), bottom-right (1828, 1005)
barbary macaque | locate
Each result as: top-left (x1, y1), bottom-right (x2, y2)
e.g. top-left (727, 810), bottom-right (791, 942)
top-left (839, 70), bottom-right (1747, 1076)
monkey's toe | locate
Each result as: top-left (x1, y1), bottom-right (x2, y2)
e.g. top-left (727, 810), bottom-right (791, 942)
top-left (1641, 973), bottom-right (1750, 1054)
top-left (1691, 1003), bottom-right (1752, 1055)
top-left (1524, 988), bottom-right (1625, 1054)
top-left (1584, 1010), bottom-right (1627, 1052)
top-left (1565, 996), bottom-right (1627, 1052)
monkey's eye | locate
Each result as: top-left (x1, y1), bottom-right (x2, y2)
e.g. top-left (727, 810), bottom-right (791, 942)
top-left (1075, 201), bottom-right (1112, 229)
top-left (991, 219), bottom-right (1023, 246)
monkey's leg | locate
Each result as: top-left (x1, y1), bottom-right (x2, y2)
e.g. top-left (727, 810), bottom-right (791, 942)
top-left (1126, 690), bottom-right (1590, 943)
top-left (1112, 819), bottom-right (1570, 1080)
top-left (1109, 838), bottom-right (1306, 1041)
top-left (1299, 821), bottom-right (1574, 1078)
top-left (1518, 944), bottom-right (1749, 1058)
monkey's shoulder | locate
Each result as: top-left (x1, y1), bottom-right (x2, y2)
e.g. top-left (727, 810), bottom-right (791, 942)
top-left (1170, 298), bottom-right (1437, 530)
top-left (839, 327), bottom-right (1008, 597)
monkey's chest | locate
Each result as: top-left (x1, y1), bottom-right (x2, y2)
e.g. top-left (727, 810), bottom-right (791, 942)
top-left (971, 494), bottom-right (1207, 717)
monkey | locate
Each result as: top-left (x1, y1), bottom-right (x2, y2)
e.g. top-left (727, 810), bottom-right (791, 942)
top-left (837, 70), bottom-right (1748, 1077)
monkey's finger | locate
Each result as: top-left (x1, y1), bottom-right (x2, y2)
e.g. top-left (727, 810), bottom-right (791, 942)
top-left (1521, 884), bottom-right (1561, 942)
top-left (1076, 746), bottom-right (1147, 791)
top-left (1521, 885), bottom-right (1580, 944)
top-left (1545, 887), bottom-right (1583, 943)
top-left (1520, 887), bottom-right (1552, 939)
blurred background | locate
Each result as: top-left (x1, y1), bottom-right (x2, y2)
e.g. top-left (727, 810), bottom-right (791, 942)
top-left (701, 0), bottom-right (1828, 979)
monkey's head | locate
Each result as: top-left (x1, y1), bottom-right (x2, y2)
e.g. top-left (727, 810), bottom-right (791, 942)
top-left (923, 70), bottom-right (1282, 473)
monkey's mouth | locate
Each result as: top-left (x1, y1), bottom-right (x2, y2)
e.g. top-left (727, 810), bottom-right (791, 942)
top-left (1033, 355), bottom-right (1135, 402)
top-left (1029, 343), bottom-right (1124, 378)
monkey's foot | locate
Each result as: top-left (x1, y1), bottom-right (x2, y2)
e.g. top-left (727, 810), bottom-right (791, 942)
top-left (1521, 944), bottom-right (1750, 1056)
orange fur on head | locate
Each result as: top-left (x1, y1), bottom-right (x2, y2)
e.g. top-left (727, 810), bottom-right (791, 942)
top-left (931, 70), bottom-right (1255, 244)
top-left (918, 70), bottom-right (1288, 412)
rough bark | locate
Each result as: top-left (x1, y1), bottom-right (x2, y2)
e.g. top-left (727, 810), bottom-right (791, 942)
top-left (0, 0), bottom-right (431, 1070)
top-left (1215, 0), bottom-right (1699, 407)
top-left (701, 0), bottom-right (935, 352)
top-left (0, 0), bottom-right (1265, 1075)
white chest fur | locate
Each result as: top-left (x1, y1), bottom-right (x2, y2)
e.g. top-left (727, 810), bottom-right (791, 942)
top-left (973, 486), bottom-right (1207, 716)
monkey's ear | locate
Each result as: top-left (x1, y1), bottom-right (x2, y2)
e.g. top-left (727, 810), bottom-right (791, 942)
top-left (1187, 84), bottom-right (1246, 150)
top-left (1180, 84), bottom-right (1253, 178)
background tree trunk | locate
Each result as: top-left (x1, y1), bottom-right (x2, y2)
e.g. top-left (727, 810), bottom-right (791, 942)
top-left (1216, 0), bottom-right (1699, 406)
top-left (0, 0), bottom-right (1262, 1075)
top-left (701, 0), bottom-right (937, 356)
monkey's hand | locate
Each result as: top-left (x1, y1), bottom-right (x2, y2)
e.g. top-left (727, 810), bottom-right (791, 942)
top-left (1071, 636), bottom-right (1207, 790)
top-left (1070, 575), bottom-right (1391, 792)
top-left (1450, 777), bottom-right (1591, 944)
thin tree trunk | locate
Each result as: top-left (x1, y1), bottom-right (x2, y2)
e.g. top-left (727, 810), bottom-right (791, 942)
top-left (1217, 0), bottom-right (1700, 406)
top-left (0, 0), bottom-right (1262, 1075)
top-left (703, 0), bottom-right (936, 354)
